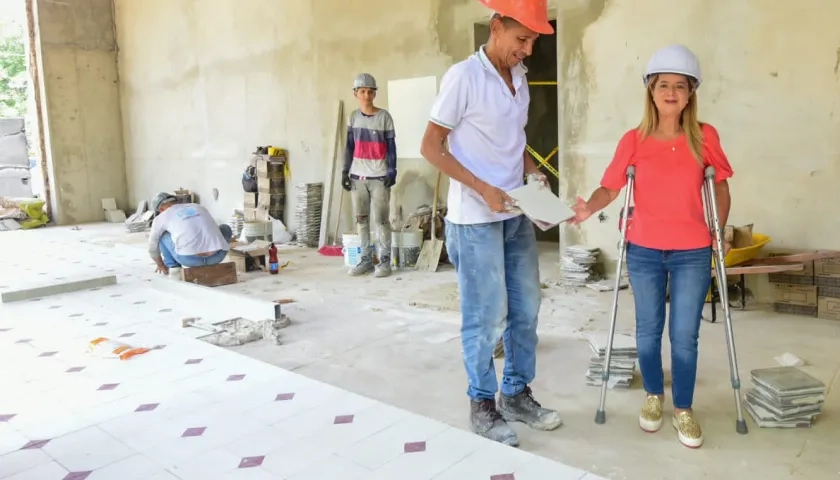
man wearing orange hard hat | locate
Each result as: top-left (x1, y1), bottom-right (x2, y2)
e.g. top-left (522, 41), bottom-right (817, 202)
top-left (421, 0), bottom-right (561, 447)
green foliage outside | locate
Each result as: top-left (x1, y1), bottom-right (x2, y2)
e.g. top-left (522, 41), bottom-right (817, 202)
top-left (0, 21), bottom-right (26, 118)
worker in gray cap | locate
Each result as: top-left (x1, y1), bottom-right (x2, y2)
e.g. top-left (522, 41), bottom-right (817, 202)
top-left (148, 192), bottom-right (233, 279)
top-left (341, 73), bottom-right (398, 277)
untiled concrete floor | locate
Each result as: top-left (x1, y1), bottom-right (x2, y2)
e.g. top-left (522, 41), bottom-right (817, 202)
top-left (4, 223), bottom-right (840, 479)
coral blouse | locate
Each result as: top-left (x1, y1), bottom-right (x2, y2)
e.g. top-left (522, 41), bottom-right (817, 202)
top-left (600, 123), bottom-right (734, 251)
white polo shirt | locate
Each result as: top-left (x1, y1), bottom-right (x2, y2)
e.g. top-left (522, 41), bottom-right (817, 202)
top-left (429, 45), bottom-right (530, 225)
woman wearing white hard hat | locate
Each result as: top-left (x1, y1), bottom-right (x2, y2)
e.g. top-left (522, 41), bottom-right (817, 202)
top-left (572, 45), bottom-right (733, 448)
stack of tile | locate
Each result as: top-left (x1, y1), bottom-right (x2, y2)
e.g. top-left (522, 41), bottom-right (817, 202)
top-left (585, 333), bottom-right (637, 389)
top-left (125, 200), bottom-right (153, 233)
top-left (251, 154), bottom-right (286, 223)
top-left (229, 210), bottom-right (245, 238)
top-left (743, 366), bottom-right (826, 428)
top-left (560, 245), bottom-right (601, 286)
top-left (294, 182), bottom-right (323, 247)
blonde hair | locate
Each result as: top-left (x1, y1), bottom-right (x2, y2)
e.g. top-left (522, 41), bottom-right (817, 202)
top-left (638, 74), bottom-right (704, 166)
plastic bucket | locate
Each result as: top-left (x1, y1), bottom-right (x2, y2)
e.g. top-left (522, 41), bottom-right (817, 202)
top-left (397, 230), bottom-right (423, 267)
top-left (343, 234), bottom-right (363, 267)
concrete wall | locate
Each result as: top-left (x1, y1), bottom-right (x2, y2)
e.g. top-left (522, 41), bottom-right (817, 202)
top-left (113, 0), bottom-right (840, 273)
top-left (33, 0), bottom-right (128, 224)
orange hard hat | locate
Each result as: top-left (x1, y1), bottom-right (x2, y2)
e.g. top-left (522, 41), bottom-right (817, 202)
top-left (478, 0), bottom-right (554, 35)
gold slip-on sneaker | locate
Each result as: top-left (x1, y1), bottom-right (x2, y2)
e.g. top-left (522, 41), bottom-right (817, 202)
top-left (673, 410), bottom-right (704, 448)
top-left (639, 395), bottom-right (663, 432)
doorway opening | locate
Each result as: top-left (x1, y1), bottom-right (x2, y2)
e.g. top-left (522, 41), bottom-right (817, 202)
top-left (473, 20), bottom-right (559, 243)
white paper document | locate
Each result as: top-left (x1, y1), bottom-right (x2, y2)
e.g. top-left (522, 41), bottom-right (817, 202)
top-left (506, 182), bottom-right (575, 231)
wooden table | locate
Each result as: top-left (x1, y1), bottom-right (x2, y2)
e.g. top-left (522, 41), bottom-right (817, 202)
top-left (707, 251), bottom-right (840, 323)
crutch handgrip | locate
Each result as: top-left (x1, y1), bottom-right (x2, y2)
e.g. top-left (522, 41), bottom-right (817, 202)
top-left (704, 165), bottom-right (716, 180)
top-left (626, 165), bottom-right (636, 178)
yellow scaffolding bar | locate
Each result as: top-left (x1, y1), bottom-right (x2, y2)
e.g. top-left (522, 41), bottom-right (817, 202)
top-left (528, 81), bottom-right (558, 86)
top-left (525, 144), bottom-right (559, 179)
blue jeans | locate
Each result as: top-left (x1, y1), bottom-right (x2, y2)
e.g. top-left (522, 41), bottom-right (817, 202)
top-left (160, 224), bottom-right (233, 268)
top-left (626, 243), bottom-right (711, 409)
top-left (445, 215), bottom-right (541, 401)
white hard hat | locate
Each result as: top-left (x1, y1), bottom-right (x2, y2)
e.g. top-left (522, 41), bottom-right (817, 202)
top-left (643, 45), bottom-right (702, 88)
top-left (151, 192), bottom-right (176, 213)
top-left (353, 73), bottom-right (377, 90)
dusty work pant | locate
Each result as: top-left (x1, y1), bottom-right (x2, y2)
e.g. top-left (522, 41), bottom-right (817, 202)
top-left (445, 215), bottom-right (541, 400)
top-left (626, 243), bottom-right (712, 409)
top-left (159, 224), bottom-right (233, 268)
top-left (350, 177), bottom-right (391, 262)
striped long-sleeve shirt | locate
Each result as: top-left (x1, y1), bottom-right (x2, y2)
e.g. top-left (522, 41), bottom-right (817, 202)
top-left (343, 108), bottom-right (397, 178)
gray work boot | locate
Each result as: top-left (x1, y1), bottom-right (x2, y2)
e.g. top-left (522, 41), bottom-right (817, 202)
top-left (498, 386), bottom-right (563, 431)
top-left (470, 399), bottom-right (519, 447)
top-left (348, 257), bottom-right (374, 276)
top-left (373, 257), bottom-right (391, 278)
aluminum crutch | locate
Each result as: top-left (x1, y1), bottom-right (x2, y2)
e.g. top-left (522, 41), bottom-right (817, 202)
top-left (595, 165), bottom-right (635, 425)
top-left (702, 165), bottom-right (748, 435)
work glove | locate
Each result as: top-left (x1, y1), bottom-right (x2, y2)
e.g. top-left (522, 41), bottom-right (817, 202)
top-left (341, 172), bottom-right (352, 192)
top-left (384, 170), bottom-right (397, 189)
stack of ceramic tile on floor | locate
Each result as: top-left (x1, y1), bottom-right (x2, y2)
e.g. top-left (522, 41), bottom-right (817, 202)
top-left (743, 366), bottom-right (827, 428)
top-left (585, 333), bottom-right (638, 389)
top-left (560, 245), bottom-right (601, 286)
top-left (294, 182), bottom-right (323, 247)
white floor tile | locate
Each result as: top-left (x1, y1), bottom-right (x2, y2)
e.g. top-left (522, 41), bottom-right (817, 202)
top-left (2, 460), bottom-right (68, 480)
top-left (41, 425), bottom-right (135, 471)
top-left (259, 439), bottom-right (336, 478)
top-left (86, 454), bottom-right (165, 480)
top-left (0, 449), bottom-right (54, 478)
top-left (513, 455), bottom-right (590, 480)
top-left (298, 402), bottom-right (409, 451)
top-left (0, 426), bottom-right (29, 456)
top-left (430, 441), bottom-right (547, 480)
top-left (160, 447), bottom-right (242, 479)
top-left (335, 413), bottom-right (451, 470)
top-left (286, 453), bottom-right (372, 480)
top-left (366, 427), bottom-right (486, 480)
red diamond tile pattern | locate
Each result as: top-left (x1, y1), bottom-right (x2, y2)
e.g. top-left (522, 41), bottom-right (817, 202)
top-left (98, 383), bottom-right (119, 391)
top-left (0, 414), bottom-right (16, 422)
top-left (404, 441), bottom-right (426, 453)
top-left (182, 427), bottom-right (206, 437)
top-left (185, 358), bottom-right (203, 365)
top-left (490, 475), bottom-right (516, 480)
top-left (275, 393), bottom-right (295, 401)
top-left (64, 472), bottom-right (93, 480)
top-left (227, 374), bottom-right (246, 382)
top-left (238, 456), bottom-right (265, 468)
top-left (38, 351), bottom-right (58, 357)
top-left (135, 403), bottom-right (159, 412)
top-left (21, 439), bottom-right (50, 450)
top-left (334, 415), bottom-right (354, 425)
top-left (66, 366), bottom-right (85, 373)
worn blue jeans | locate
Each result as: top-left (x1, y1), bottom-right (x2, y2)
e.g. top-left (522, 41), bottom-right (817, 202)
top-left (160, 224), bottom-right (233, 268)
top-left (445, 215), bottom-right (541, 401)
top-left (626, 243), bottom-right (711, 409)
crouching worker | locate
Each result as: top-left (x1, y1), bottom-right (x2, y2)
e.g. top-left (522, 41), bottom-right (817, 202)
top-left (148, 192), bottom-right (233, 279)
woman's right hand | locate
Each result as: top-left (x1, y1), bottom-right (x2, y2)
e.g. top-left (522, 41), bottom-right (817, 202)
top-left (571, 196), bottom-right (593, 224)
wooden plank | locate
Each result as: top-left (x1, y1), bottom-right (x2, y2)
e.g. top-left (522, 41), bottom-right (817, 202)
top-left (752, 250), bottom-right (840, 264)
top-left (181, 262), bottom-right (238, 287)
top-left (319, 100), bottom-right (344, 249)
top-left (714, 263), bottom-right (805, 277)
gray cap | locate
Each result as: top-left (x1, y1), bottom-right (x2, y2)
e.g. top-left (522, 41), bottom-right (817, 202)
top-left (151, 192), bottom-right (177, 213)
top-left (353, 73), bottom-right (377, 90)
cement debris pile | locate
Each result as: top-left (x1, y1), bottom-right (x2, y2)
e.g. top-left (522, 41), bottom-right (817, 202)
top-left (743, 366), bottom-right (826, 428)
top-left (560, 245), bottom-right (601, 286)
top-left (585, 333), bottom-right (637, 389)
top-left (294, 182), bottom-right (323, 247)
top-left (125, 200), bottom-right (153, 233)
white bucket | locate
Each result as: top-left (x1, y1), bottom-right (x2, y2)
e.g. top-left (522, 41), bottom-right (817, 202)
top-left (343, 234), bottom-right (376, 267)
top-left (399, 230), bottom-right (423, 267)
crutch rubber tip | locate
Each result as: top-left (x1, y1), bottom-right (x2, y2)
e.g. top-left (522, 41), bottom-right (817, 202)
top-left (736, 419), bottom-right (748, 435)
top-left (595, 410), bottom-right (606, 424)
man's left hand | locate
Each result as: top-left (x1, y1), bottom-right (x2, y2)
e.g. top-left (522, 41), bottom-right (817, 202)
top-left (384, 171), bottom-right (397, 188)
top-left (155, 264), bottom-right (169, 275)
